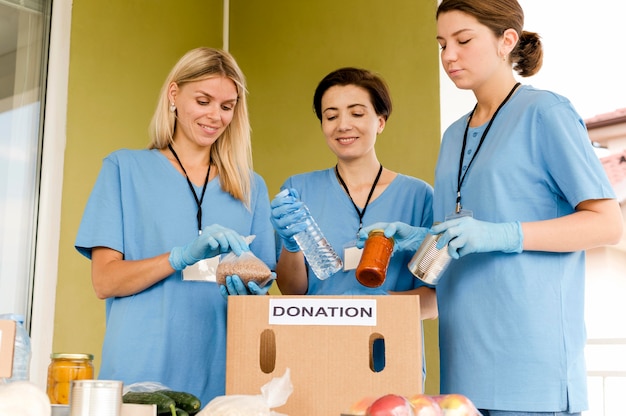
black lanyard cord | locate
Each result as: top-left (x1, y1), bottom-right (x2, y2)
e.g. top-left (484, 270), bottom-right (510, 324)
top-left (456, 82), bottom-right (520, 213)
top-left (335, 163), bottom-right (383, 232)
top-left (168, 144), bottom-right (211, 233)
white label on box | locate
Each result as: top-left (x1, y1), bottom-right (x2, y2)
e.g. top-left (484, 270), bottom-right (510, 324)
top-left (268, 298), bottom-right (377, 326)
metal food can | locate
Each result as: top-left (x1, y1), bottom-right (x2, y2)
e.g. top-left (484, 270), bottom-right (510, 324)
top-left (69, 380), bottom-right (123, 416)
top-left (407, 232), bottom-right (452, 285)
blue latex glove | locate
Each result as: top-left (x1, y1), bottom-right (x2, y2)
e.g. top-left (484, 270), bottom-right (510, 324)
top-left (431, 216), bottom-right (523, 259)
top-left (219, 273), bottom-right (275, 299)
top-left (357, 222), bottom-right (430, 254)
top-left (169, 224), bottom-right (249, 271)
top-left (270, 188), bottom-right (307, 253)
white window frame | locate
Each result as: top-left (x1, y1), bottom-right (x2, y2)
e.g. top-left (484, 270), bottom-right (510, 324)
top-left (29, 0), bottom-right (71, 389)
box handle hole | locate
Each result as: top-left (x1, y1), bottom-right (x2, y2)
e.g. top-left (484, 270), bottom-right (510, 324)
top-left (259, 328), bottom-right (276, 374)
top-left (369, 333), bottom-right (386, 372)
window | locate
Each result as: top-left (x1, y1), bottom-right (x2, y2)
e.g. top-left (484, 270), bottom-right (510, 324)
top-left (0, 0), bottom-right (52, 328)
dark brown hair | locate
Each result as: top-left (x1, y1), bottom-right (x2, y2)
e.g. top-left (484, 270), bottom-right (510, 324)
top-left (437, 0), bottom-right (543, 77)
top-left (313, 67), bottom-right (393, 121)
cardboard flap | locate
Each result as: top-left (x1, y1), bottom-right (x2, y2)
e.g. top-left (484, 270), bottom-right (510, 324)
top-left (0, 319), bottom-right (17, 378)
top-left (226, 295), bottom-right (422, 416)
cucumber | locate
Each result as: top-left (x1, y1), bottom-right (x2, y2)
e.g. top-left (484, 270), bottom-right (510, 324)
top-left (175, 409), bottom-right (190, 416)
top-left (122, 391), bottom-right (177, 416)
top-left (157, 390), bottom-right (202, 414)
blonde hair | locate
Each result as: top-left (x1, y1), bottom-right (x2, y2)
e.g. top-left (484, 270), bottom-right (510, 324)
top-left (148, 47), bottom-right (253, 207)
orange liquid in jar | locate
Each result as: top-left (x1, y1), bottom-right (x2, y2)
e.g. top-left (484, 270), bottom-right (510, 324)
top-left (46, 353), bottom-right (94, 404)
top-left (356, 230), bottom-right (394, 288)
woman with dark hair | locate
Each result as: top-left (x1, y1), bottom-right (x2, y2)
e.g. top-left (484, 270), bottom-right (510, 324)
top-left (360, 1), bottom-right (623, 414)
top-left (270, 67), bottom-right (437, 319)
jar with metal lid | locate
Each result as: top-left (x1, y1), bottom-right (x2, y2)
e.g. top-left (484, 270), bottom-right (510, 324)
top-left (46, 353), bottom-right (94, 404)
top-left (356, 229), bottom-right (394, 288)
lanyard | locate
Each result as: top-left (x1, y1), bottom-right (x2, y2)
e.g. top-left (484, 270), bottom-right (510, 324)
top-left (168, 144), bottom-right (211, 234)
top-left (335, 163), bottom-right (383, 233)
top-left (455, 82), bottom-right (520, 213)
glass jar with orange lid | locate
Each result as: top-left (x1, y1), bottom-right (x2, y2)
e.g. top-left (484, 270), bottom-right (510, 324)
top-left (356, 229), bottom-right (394, 288)
top-left (46, 352), bottom-right (94, 404)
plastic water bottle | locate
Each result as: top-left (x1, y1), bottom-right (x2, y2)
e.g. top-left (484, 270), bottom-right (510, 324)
top-left (0, 313), bottom-right (31, 382)
top-left (278, 189), bottom-right (343, 280)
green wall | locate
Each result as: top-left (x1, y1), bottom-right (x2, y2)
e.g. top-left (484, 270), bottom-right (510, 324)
top-left (55, 0), bottom-right (442, 396)
top-left (56, 0), bottom-right (224, 377)
top-left (231, 1), bottom-right (441, 192)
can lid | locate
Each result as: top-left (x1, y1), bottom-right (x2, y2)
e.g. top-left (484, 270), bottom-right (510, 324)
top-left (50, 352), bottom-right (94, 360)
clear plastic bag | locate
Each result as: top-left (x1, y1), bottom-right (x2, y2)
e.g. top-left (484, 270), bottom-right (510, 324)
top-left (216, 250), bottom-right (272, 287)
top-left (198, 368), bottom-right (293, 416)
top-left (0, 381), bottom-right (51, 416)
top-left (122, 381), bottom-right (169, 395)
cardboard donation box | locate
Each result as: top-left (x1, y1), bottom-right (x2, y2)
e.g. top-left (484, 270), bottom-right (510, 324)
top-left (0, 319), bottom-right (17, 378)
top-left (226, 295), bottom-right (422, 415)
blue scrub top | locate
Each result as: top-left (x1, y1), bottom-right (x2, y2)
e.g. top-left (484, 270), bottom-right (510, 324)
top-left (75, 148), bottom-right (276, 406)
top-left (281, 168), bottom-right (434, 295)
top-left (433, 85), bottom-right (615, 412)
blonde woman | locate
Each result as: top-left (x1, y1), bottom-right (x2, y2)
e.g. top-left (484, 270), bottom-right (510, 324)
top-left (75, 47), bottom-right (275, 406)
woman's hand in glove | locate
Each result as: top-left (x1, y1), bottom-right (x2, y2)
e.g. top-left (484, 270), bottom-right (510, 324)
top-left (357, 222), bottom-right (430, 254)
top-left (168, 224), bottom-right (249, 271)
top-left (431, 216), bottom-right (523, 259)
top-left (270, 188), bottom-right (307, 252)
top-left (219, 273), bottom-right (275, 299)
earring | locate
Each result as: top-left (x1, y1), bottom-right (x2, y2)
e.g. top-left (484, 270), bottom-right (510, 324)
top-left (169, 102), bottom-right (176, 113)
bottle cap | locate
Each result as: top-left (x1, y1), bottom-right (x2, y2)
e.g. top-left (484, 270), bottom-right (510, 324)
top-left (276, 189), bottom-right (290, 198)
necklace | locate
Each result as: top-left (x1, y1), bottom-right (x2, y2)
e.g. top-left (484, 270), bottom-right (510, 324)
top-left (335, 163), bottom-right (383, 233)
top-left (168, 144), bottom-right (211, 234)
top-left (455, 82), bottom-right (521, 213)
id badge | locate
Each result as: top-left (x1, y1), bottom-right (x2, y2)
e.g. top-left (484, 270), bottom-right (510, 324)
top-left (445, 209), bottom-right (473, 221)
top-left (343, 240), bottom-right (363, 271)
top-left (182, 256), bottom-right (220, 282)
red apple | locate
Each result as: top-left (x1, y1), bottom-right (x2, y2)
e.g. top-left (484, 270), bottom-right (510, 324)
top-left (407, 394), bottom-right (443, 416)
top-left (366, 394), bottom-right (415, 416)
top-left (436, 394), bottom-right (480, 416)
top-left (347, 396), bottom-right (378, 415)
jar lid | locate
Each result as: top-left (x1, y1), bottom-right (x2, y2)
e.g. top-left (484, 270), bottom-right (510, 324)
top-left (369, 229), bottom-right (394, 243)
top-left (50, 353), bottom-right (94, 360)
top-left (369, 229), bottom-right (386, 235)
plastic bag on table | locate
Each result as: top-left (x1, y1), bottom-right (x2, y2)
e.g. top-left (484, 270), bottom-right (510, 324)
top-left (123, 381), bottom-right (170, 395)
top-left (198, 368), bottom-right (293, 416)
top-left (0, 381), bottom-right (51, 416)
